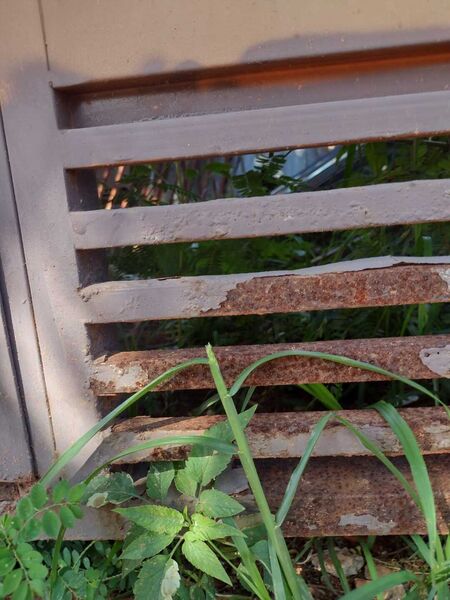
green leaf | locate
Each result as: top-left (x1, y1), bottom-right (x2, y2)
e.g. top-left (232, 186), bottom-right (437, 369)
top-left (160, 559), bottom-right (180, 599)
top-left (103, 472), bottom-right (136, 504)
top-left (27, 562), bottom-right (48, 580)
top-left (20, 551), bottom-right (43, 568)
top-left (114, 505), bottom-right (184, 535)
top-left (59, 506), bottom-right (76, 529)
top-left (184, 408), bottom-right (256, 487)
top-left (16, 497), bottom-right (34, 521)
top-left (3, 569), bottom-right (23, 595)
top-left (83, 473), bottom-right (135, 506)
top-left (67, 483), bottom-right (86, 503)
top-left (29, 484), bottom-right (48, 510)
top-left (198, 489), bottom-right (244, 518)
top-left (68, 504), bottom-right (84, 519)
top-left (146, 462), bottom-right (175, 501)
top-left (42, 510), bottom-right (61, 538)
top-left (30, 579), bottom-right (46, 597)
top-left (121, 531), bottom-right (176, 560)
top-left (182, 539), bottom-right (231, 585)
top-left (0, 555), bottom-right (16, 576)
top-left (190, 513), bottom-right (244, 541)
top-left (20, 518), bottom-right (42, 542)
top-left (11, 581), bottom-right (30, 600)
top-left (174, 466), bottom-right (197, 497)
top-left (52, 480), bottom-right (70, 503)
top-left (133, 555), bottom-right (168, 600)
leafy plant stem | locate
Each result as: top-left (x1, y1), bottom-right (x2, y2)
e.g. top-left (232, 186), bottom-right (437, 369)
top-left (50, 525), bottom-right (66, 590)
top-left (206, 344), bottom-right (306, 600)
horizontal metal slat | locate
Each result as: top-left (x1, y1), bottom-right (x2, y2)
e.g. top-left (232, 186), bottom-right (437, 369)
top-left (71, 179), bottom-right (450, 249)
top-left (65, 455), bottom-right (450, 539)
top-left (81, 257), bottom-right (450, 324)
top-left (93, 407), bottom-right (450, 464)
top-left (90, 334), bottom-right (450, 394)
top-left (61, 90), bottom-right (450, 168)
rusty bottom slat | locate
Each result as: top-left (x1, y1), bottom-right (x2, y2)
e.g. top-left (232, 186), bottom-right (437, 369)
top-left (65, 455), bottom-right (450, 539)
top-left (90, 334), bottom-right (450, 394)
top-left (256, 455), bottom-right (450, 537)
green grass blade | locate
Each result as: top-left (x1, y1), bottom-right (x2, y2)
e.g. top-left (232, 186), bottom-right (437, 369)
top-left (205, 344), bottom-right (304, 600)
top-left (297, 384), bottom-right (342, 410)
top-left (222, 517), bottom-right (270, 600)
top-left (410, 535), bottom-right (434, 568)
top-left (336, 417), bottom-right (420, 506)
top-left (40, 358), bottom-right (208, 486)
top-left (375, 402), bottom-right (440, 564)
top-left (327, 539), bottom-right (350, 594)
top-left (314, 540), bottom-right (336, 595)
top-left (276, 413), bottom-right (334, 525)
top-left (242, 386), bottom-right (257, 412)
top-left (268, 541), bottom-right (287, 600)
top-left (228, 350), bottom-right (440, 404)
top-left (85, 435), bottom-right (236, 481)
top-left (360, 539), bottom-right (383, 600)
top-left (339, 571), bottom-right (418, 600)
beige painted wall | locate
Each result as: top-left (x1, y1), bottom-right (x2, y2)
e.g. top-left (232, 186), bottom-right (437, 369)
top-left (41, 0), bottom-right (450, 87)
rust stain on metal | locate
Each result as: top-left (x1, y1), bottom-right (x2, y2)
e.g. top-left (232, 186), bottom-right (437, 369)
top-left (105, 407), bottom-right (450, 463)
top-left (204, 263), bottom-right (450, 318)
top-left (90, 334), bottom-right (450, 394)
top-left (255, 455), bottom-right (450, 536)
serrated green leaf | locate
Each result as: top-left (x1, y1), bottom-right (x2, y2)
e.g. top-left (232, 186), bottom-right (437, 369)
top-left (67, 483), bottom-right (86, 503)
top-left (29, 484), bottom-right (48, 510)
top-left (83, 473), bottom-right (135, 507)
top-left (174, 466), bottom-right (197, 497)
top-left (146, 462), bottom-right (175, 501)
top-left (190, 513), bottom-right (244, 541)
top-left (104, 472), bottom-right (136, 504)
top-left (3, 569), bottom-right (23, 595)
top-left (0, 555), bottom-right (16, 576)
top-left (42, 510), bottom-right (61, 538)
top-left (114, 505), bottom-right (184, 535)
top-left (183, 408), bottom-right (256, 487)
top-left (121, 531), bottom-right (176, 560)
top-left (182, 539), bottom-right (231, 585)
top-left (133, 555), bottom-right (168, 600)
top-left (198, 490), bottom-right (244, 518)
top-left (52, 480), bottom-right (70, 503)
top-left (62, 569), bottom-right (86, 590)
top-left (59, 506), bottom-right (75, 529)
top-left (16, 497), bottom-right (34, 521)
top-left (27, 562), bottom-right (48, 580)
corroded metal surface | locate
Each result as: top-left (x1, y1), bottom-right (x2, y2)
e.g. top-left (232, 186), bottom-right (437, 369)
top-left (68, 455), bottom-right (450, 539)
top-left (97, 407), bottom-right (450, 464)
top-left (81, 260), bottom-right (450, 323)
top-left (91, 334), bottom-right (450, 394)
top-left (256, 455), bottom-right (450, 536)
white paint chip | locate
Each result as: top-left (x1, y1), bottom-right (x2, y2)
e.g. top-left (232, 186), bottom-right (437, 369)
top-left (420, 345), bottom-right (450, 377)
